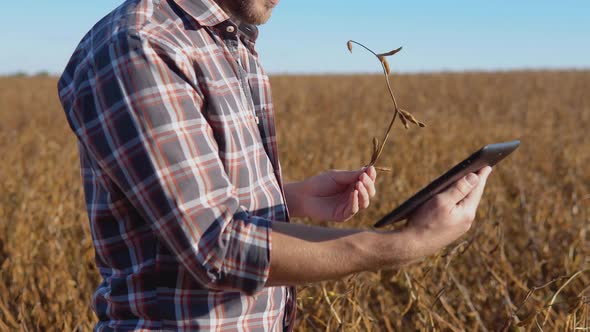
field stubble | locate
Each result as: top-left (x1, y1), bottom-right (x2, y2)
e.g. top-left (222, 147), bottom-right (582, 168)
top-left (0, 71), bottom-right (588, 330)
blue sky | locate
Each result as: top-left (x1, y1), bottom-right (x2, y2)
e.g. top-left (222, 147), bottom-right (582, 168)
top-left (1, 0), bottom-right (589, 75)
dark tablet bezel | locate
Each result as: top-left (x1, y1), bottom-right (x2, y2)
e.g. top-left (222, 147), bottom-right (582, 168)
top-left (373, 140), bottom-right (520, 228)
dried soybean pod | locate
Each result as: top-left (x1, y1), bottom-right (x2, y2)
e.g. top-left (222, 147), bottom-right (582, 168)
top-left (400, 109), bottom-right (420, 126)
top-left (347, 40), bottom-right (353, 53)
top-left (372, 137), bottom-right (379, 151)
top-left (372, 137), bottom-right (379, 161)
top-left (370, 137), bottom-right (382, 164)
top-left (379, 56), bottom-right (391, 75)
top-left (400, 109), bottom-right (426, 127)
top-left (398, 110), bottom-right (409, 129)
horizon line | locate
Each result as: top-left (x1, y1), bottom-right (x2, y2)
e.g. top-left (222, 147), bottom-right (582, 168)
top-left (2, 67), bottom-right (589, 78)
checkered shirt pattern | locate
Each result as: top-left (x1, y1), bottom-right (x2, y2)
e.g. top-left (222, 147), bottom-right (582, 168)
top-left (58, 0), bottom-right (295, 330)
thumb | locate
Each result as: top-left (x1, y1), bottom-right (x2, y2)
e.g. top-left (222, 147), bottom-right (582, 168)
top-left (438, 173), bottom-right (479, 205)
top-left (329, 168), bottom-right (365, 185)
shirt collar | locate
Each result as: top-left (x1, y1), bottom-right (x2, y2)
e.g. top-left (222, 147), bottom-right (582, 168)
top-left (171, 0), bottom-right (259, 41)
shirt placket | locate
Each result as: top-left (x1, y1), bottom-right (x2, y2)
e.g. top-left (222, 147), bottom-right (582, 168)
top-left (222, 25), bottom-right (259, 125)
top-left (221, 23), bottom-right (290, 213)
top-left (220, 23), bottom-right (297, 332)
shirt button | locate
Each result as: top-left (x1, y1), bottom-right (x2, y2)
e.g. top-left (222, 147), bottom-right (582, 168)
top-left (226, 25), bottom-right (235, 33)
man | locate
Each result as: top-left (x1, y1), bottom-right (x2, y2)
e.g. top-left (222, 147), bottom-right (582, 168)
top-left (58, 0), bottom-right (492, 330)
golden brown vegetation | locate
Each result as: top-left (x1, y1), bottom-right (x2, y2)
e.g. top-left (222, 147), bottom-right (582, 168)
top-left (0, 71), bottom-right (589, 331)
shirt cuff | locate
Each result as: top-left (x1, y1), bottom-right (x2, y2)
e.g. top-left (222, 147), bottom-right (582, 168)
top-left (208, 212), bottom-right (272, 295)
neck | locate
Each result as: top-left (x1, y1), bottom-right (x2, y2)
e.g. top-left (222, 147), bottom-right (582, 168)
top-left (213, 0), bottom-right (235, 18)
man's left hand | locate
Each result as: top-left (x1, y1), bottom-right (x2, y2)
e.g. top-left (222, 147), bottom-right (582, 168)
top-left (285, 166), bottom-right (377, 222)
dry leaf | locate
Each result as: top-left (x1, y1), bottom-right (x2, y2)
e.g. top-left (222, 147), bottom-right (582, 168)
top-left (377, 46), bottom-right (403, 57)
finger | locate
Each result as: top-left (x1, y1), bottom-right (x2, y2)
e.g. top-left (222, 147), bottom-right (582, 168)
top-left (350, 189), bottom-right (359, 215)
top-left (360, 172), bottom-right (376, 198)
top-left (367, 165), bottom-right (377, 181)
top-left (439, 172), bottom-right (479, 205)
top-left (329, 168), bottom-right (365, 185)
top-left (338, 190), bottom-right (353, 220)
top-left (477, 165), bottom-right (493, 178)
top-left (341, 189), bottom-right (358, 219)
top-left (459, 166), bottom-right (493, 210)
top-left (357, 181), bottom-right (370, 209)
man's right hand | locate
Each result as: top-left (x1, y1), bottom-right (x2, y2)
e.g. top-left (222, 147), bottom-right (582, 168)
top-left (402, 166), bottom-right (493, 259)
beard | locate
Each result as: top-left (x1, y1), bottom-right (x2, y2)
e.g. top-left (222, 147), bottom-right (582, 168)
top-left (219, 0), bottom-right (274, 25)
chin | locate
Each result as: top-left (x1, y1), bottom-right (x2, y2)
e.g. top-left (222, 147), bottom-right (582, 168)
top-left (244, 12), bottom-right (272, 25)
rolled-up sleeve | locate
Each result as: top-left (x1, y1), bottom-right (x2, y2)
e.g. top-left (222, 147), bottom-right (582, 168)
top-left (62, 31), bottom-right (272, 295)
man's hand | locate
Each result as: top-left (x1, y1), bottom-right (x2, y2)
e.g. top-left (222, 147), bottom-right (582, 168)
top-left (284, 166), bottom-right (377, 222)
top-left (402, 166), bottom-right (493, 258)
top-left (267, 166), bottom-right (493, 287)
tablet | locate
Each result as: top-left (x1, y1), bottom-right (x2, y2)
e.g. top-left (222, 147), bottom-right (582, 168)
top-left (373, 140), bottom-right (520, 228)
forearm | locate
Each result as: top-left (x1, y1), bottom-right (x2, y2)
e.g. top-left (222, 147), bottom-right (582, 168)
top-left (265, 222), bottom-right (416, 287)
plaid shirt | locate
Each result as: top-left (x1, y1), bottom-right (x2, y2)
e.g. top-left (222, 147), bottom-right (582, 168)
top-left (58, 0), bottom-right (296, 330)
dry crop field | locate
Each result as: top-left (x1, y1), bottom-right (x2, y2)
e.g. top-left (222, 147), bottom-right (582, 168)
top-left (0, 71), bottom-right (588, 331)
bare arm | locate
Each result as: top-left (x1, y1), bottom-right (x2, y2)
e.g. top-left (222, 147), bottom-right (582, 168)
top-left (266, 166), bottom-right (492, 287)
top-left (266, 222), bottom-right (414, 286)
